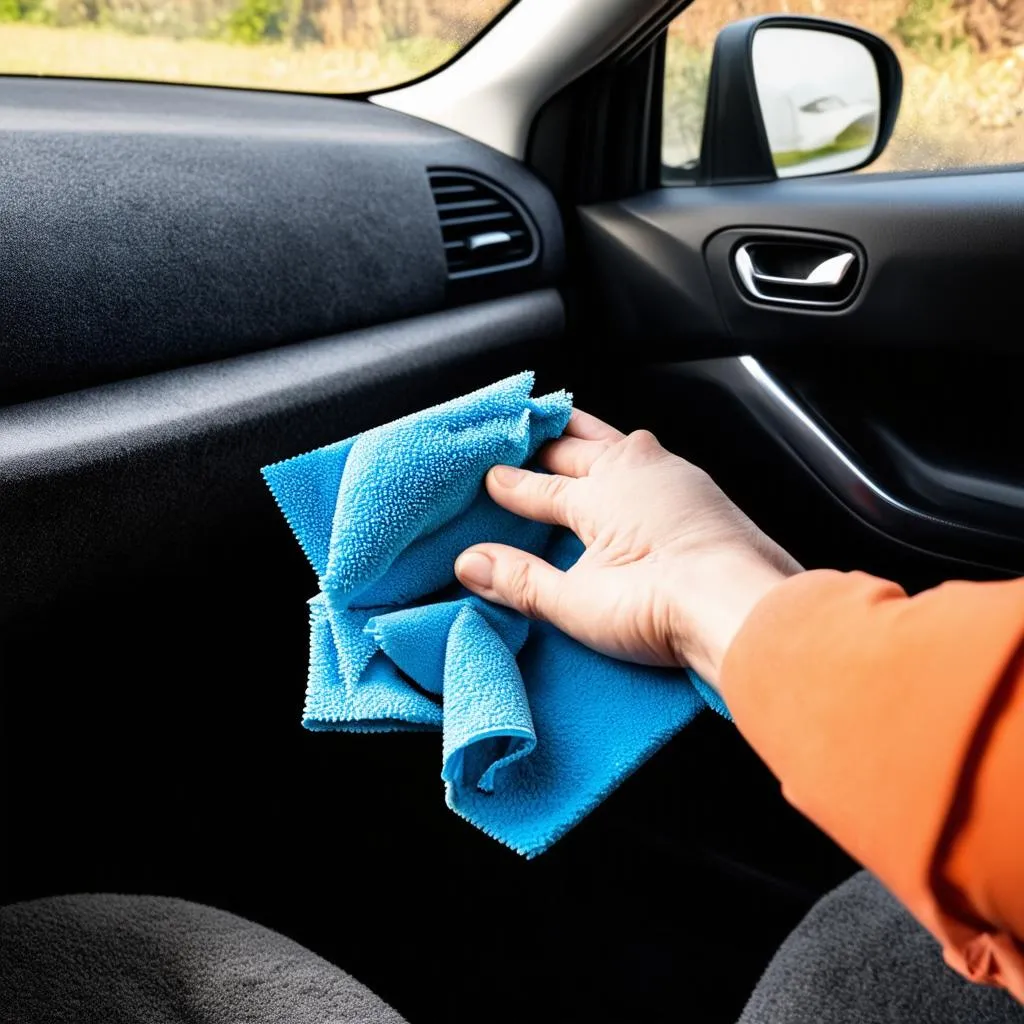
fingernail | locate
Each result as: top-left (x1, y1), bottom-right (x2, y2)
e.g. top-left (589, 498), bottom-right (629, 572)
top-left (456, 551), bottom-right (494, 589)
top-left (491, 465), bottom-right (523, 487)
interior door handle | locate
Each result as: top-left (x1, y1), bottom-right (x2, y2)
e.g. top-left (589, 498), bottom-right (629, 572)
top-left (733, 243), bottom-right (859, 307)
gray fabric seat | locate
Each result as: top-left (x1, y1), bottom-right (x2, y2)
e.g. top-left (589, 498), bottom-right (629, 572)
top-left (6, 876), bottom-right (1023, 1023)
top-left (0, 893), bottom-right (407, 1024)
top-left (740, 871), bottom-right (1024, 1024)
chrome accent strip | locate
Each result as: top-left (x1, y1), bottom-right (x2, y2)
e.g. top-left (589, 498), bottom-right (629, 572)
top-left (737, 355), bottom-right (962, 530)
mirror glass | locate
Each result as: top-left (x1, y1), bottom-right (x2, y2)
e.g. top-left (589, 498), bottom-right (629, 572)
top-left (752, 27), bottom-right (880, 178)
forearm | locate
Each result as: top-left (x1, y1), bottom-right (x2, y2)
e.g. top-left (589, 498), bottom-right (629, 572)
top-left (711, 569), bottom-right (1024, 998)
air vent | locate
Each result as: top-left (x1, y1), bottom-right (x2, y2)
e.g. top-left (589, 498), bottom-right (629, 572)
top-left (428, 170), bottom-right (539, 280)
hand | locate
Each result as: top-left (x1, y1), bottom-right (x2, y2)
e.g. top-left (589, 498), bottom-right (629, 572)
top-left (454, 409), bottom-right (801, 688)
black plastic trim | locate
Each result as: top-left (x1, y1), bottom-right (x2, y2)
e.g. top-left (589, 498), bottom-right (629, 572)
top-left (526, 16), bottom-right (669, 203)
top-left (0, 291), bottom-right (565, 618)
top-left (428, 168), bottom-right (541, 280)
top-left (697, 19), bottom-right (776, 184)
top-left (578, 169), bottom-right (1024, 355)
top-left (867, 425), bottom-right (1024, 532)
top-left (669, 356), bottom-right (1024, 572)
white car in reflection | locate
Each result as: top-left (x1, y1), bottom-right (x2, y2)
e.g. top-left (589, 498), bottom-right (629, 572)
top-left (760, 89), bottom-right (878, 155)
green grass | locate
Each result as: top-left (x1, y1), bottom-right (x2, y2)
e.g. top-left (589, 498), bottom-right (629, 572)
top-left (772, 119), bottom-right (875, 169)
top-left (895, 0), bottom-right (969, 61)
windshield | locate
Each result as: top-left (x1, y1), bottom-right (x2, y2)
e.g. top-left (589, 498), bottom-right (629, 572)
top-left (0, 0), bottom-right (512, 94)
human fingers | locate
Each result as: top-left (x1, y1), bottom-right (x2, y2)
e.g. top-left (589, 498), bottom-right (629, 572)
top-left (455, 543), bottom-right (568, 624)
top-left (564, 407), bottom-right (626, 443)
top-left (483, 465), bottom-right (576, 528)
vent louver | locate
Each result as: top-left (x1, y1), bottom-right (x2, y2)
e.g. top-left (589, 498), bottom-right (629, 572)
top-left (429, 170), bottom-right (539, 280)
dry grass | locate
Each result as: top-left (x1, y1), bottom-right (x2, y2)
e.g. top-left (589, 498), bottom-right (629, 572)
top-left (0, 22), bottom-right (454, 92)
top-left (667, 0), bottom-right (910, 49)
top-left (878, 43), bottom-right (1024, 169)
top-left (664, 25), bottom-right (1024, 172)
top-left (665, 0), bottom-right (1024, 172)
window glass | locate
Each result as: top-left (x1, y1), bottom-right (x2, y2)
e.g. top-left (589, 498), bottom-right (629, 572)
top-left (663, 0), bottom-right (1024, 177)
top-left (0, 0), bottom-right (512, 94)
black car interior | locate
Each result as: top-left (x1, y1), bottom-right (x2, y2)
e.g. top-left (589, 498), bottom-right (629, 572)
top-left (3, 7), bottom-right (1023, 1022)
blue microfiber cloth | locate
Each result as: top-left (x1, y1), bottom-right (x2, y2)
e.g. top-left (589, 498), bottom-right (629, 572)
top-left (262, 372), bottom-right (728, 857)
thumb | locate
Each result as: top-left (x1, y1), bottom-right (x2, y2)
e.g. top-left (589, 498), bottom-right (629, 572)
top-left (455, 543), bottom-right (566, 624)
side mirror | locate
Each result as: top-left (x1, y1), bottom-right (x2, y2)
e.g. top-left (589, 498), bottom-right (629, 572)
top-left (698, 15), bottom-right (902, 184)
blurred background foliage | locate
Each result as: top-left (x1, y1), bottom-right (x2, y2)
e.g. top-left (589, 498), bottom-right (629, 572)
top-left (664, 0), bottom-right (1024, 171)
top-left (0, 0), bottom-right (503, 91)
top-left (0, 0), bottom-right (1019, 170)
top-left (0, 0), bottom-right (505, 47)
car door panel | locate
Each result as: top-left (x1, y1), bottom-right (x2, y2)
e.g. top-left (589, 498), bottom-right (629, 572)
top-left (0, 291), bottom-right (565, 618)
top-left (580, 169), bottom-right (1024, 355)
top-left (577, 168), bottom-right (1024, 576)
top-left (645, 357), bottom-right (1024, 575)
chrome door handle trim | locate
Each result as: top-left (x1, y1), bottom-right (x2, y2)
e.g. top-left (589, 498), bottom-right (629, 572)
top-left (734, 245), bottom-right (857, 306)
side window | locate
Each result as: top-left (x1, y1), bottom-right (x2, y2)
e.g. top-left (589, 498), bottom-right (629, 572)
top-left (662, 0), bottom-right (1024, 178)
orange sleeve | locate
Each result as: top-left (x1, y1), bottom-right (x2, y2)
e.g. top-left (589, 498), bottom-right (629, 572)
top-left (720, 570), bottom-right (1024, 1000)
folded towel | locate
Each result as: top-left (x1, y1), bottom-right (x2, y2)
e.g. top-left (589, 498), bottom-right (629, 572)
top-left (262, 372), bottom-right (727, 857)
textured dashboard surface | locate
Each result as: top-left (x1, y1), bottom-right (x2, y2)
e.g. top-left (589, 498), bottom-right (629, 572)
top-left (0, 78), bottom-right (564, 402)
top-left (0, 290), bottom-right (565, 617)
